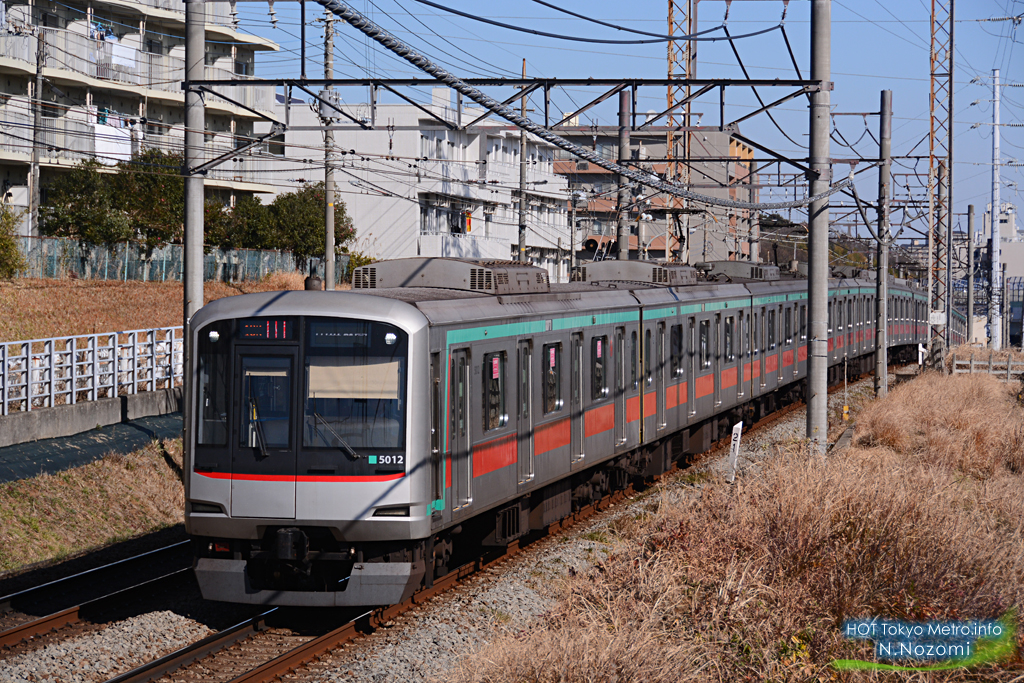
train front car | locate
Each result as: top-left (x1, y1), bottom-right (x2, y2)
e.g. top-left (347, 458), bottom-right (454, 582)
top-left (184, 291), bottom-right (431, 606)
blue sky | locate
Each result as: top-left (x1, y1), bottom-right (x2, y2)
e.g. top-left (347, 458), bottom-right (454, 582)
top-left (235, 0), bottom-right (1023, 241)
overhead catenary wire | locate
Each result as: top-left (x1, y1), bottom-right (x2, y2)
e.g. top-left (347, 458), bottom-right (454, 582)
top-left (309, 0), bottom-right (859, 213)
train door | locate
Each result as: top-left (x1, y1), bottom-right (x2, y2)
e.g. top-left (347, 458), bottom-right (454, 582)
top-left (614, 327), bottom-right (626, 446)
top-left (570, 332), bottom-right (584, 465)
top-left (656, 323), bottom-right (666, 431)
top-left (230, 346), bottom-right (298, 519)
top-left (687, 317), bottom-right (697, 418)
top-left (450, 349), bottom-right (472, 511)
top-left (430, 353), bottom-right (443, 525)
top-left (516, 340), bottom-right (534, 486)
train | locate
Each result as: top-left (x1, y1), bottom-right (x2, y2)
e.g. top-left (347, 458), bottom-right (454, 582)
top-left (184, 257), bottom-right (959, 606)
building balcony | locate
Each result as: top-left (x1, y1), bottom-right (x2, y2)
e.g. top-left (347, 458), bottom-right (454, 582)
top-left (0, 29), bottom-right (273, 117)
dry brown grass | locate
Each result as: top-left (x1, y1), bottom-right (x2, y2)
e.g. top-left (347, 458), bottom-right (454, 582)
top-left (455, 373), bottom-right (1024, 682)
top-left (0, 439), bottom-right (184, 574)
top-left (0, 271), bottom-right (328, 342)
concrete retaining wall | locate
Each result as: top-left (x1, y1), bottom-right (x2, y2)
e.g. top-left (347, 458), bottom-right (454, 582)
top-left (0, 387), bottom-right (182, 449)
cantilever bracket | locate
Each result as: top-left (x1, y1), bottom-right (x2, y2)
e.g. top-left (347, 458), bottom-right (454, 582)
top-left (193, 85), bottom-right (282, 127)
top-left (189, 122), bottom-right (285, 176)
top-left (289, 82), bottom-right (372, 130)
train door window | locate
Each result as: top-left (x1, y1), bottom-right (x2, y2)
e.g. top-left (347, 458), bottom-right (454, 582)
top-left (483, 351), bottom-right (506, 431)
top-left (456, 357), bottom-right (467, 437)
top-left (724, 316), bottom-right (735, 363)
top-left (767, 309), bottom-right (776, 350)
top-left (518, 343), bottom-right (531, 422)
top-left (591, 336), bottom-right (608, 400)
top-left (837, 303), bottom-right (843, 335)
top-left (644, 329), bottom-right (653, 386)
top-left (670, 325), bottom-right (683, 378)
top-left (430, 353), bottom-right (441, 500)
top-left (742, 313), bottom-right (750, 358)
top-left (699, 319), bottom-right (710, 369)
top-left (542, 343), bottom-right (562, 413)
top-left (240, 356), bottom-right (292, 449)
top-left (630, 330), bottom-right (638, 390)
top-left (784, 308), bottom-right (792, 345)
top-left (847, 301), bottom-right (853, 331)
top-left (197, 320), bottom-right (230, 446)
top-left (752, 312), bottom-right (759, 355)
top-left (828, 302), bottom-right (833, 334)
top-left (800, 305), bottom-right (807, 341)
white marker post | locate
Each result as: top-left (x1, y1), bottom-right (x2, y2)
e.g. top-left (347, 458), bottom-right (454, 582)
top-left (728, 421), bottom-right (743, 484)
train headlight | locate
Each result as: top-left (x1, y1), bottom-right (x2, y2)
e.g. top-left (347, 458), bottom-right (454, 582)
top-left (385, 333), bottom-right (397, 345)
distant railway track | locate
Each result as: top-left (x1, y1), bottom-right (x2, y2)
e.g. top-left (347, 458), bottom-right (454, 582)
top-left (0, 542), bottom-right (193, 656)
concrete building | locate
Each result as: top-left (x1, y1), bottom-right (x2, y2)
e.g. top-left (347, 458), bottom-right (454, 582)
top-left (0, 0), bottom-right (278, 234)
top-left (553, 128), bottom-right (759, 263)
top-left (255, 88), bottom-right (571, 281)
top-left (980, 202), bottom-right (1018, 243)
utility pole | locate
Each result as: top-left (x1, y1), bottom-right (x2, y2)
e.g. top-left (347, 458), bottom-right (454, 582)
top-left (29, 30), bottom-right (44, 235)
top-left (183, 0), bottom-right (205, 450)
top-left (967, 204), bottom-right (974, 342)
top-left (874, 90), bottom-right (892, 398)
top-left (323, 12), bottom-right (336, 290)
top-left (990, 68), bottom-right (1002, 349)
top-left (569, 191), bottom-right (577, 275)
top-left (806, 0), bottom-right (831, 452)
top-left (616, 89), bottom-right (630, 261)
top-left (517, 59), bottom-right (528, 263)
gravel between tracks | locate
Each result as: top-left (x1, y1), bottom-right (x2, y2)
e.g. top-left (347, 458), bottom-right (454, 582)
top-left (0, 611), bottom-right (212, 683)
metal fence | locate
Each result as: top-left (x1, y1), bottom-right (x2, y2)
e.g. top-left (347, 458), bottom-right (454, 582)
top-left (17, 236), bottom-right (351, 285)
top-left (1, 327), bottom-right (183, 415)
top-left (950, 350), bottom-right (1024, 383)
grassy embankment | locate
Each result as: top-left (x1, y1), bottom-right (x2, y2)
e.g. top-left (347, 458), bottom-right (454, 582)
top-left (455, 372), bottom-right (1024, 682)
top-left (0, 272), bottom-right (311, 341)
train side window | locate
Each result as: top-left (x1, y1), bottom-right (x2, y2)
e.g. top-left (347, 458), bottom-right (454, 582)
top-left (670, 325), bottom-right (683, 377)
top-left (784, 308), bottom-right (792, 345)
top-left (483, 351), bottom-right (507, 431)
top-left (767, 309), bottom-right (777, 350)
top-left (724, 315), bottom-right (735, 363)
top-left (197, 320), bottom-right (230, 446)
top-left (699, 320), bottom-right (710, 370)
top-left (644, 329), bottom-right (653, 386)
top-left (630, 330), bottom-right (639, 390)
top-left (591, 336), bottom-right (608, 400)
top-left (542, 343), bottom-right (562, 414)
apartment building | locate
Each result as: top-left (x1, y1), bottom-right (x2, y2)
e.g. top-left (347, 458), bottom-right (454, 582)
top-left (554, 128), bottom-right (759, 264)
top-left (255, 88), bottom-right (572, 281)
top-left (0, 0), bottom-right (278, 234)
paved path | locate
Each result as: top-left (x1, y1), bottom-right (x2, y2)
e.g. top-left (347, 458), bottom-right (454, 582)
top-left (0, 414), bottom-right (182, 484)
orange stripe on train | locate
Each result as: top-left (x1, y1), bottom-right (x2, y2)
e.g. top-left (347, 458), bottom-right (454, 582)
top-left (585, 403), bottom-right (615, 437)
top-left (472, 433), bottom-right (516, 478)
top-left (535, 418), bottom-right (570, 455)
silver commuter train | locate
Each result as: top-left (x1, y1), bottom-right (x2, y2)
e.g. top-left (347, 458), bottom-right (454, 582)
top-left (185, 257), bottom-right (942, 606)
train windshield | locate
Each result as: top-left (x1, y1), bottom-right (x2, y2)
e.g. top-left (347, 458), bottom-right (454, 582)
top-left (303, 318), bottom-right (407, 452)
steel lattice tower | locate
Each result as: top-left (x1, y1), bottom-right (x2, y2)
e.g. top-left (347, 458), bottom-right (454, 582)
top-left (667, 0), bottom-right (695, 259)
top-left (928, 0), bottom-right (954, 355)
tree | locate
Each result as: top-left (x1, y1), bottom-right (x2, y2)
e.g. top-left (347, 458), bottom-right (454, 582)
top-left (40, 160), bottom-right (132, 248)
top-left (110, 149), bottom-right (184, 252)
top-left (270, 182), bottom-right (354, 265)
top-left (207, 195), bottom-right (275, 251)
top-left (0, 205), bottom-right (26, 278)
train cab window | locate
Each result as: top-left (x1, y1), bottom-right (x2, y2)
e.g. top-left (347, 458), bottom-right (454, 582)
top-left (767, 309), bottom-right (777, 350)
top-left (644, 330), bottom-right (653, 386)
top-left (241, 356), bottom-right (292, 449)
top-left (591, 336), bottom-right (609, 400)
top-left (483, 351), bottom-right (507, 430)
top-left (303, 319), bottom-right (407, 451)
top-left (724, 316), bottom-right (735, 363)
top-left (699, 320), bottom-right (711, 370)
top-left (197, 320), bottom-right (230, 446)
top-left (784, 308), bottom-right (792, 345)
top-left (630, 331), bottom-right (639, 390)
top-left (542, 343), bottom-right (562, 413)
top-left (670, 325), bottom-right (683, 378)
top-left (800, 305), bottom-right (807, 341)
